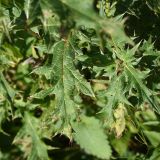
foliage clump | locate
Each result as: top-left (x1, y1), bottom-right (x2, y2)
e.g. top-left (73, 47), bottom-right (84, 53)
top-left (1, 0), bottom-right (160, 159)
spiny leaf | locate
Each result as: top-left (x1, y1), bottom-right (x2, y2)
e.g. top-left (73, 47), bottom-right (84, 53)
top-left (72, 116), bottom-right (112, 159)
top-left (33, 39), bottom-right (94, 122)
top-left (112, 40), bottom-right (159, 113)
top-left (100, 73), bottom-right (131, 125)
top-left (51, 40), bottom-right (94, 118)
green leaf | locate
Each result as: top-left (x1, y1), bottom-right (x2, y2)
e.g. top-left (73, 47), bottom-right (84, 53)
top-left (72, 116), bottom-right (112, 159)
top-left (125, 66), bottom-right (160, 113)
top-left (13, 113), bottom-right (49, 160)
